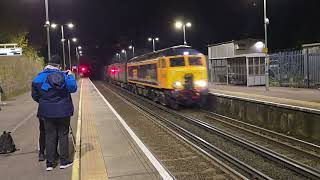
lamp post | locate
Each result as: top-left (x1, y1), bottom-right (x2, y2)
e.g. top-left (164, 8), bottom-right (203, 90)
top-left (121, 50), bottom-right (127, 61)
top-left (51, 22), bottom-right (74, 70)
top-left (116, 53), bottom-right (121, 62)
top-left (263, 0), bottom-right (270, 91)
top-left (175, 21), bottom-right (192, 45)
top-left (67, 38), bottom-right (77, 70)
top-left (148, 37), bottom-right (159, 52)
top-left (129, 45), bottom-right (135, 58)
top-left (76, 46), bottom-right (81, 66)
top-left (44, 0), bottom-right (51, 61)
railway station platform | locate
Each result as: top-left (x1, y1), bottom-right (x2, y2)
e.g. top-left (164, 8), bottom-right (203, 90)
top-left (209, 84), bottom-right (320, 112)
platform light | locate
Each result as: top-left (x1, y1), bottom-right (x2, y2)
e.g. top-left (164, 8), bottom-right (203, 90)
top-left (155, 37), bottom-right (159, 41)
top-left (148, 38), bottom-right (152, 42)
top-left (255, 41), bottom-right (265, 50)
top-left (72, 38), bottom-right (78, 42)
top-left (174, 21), bottom-right (192, 45)
top-left (67, 23), bottom-right (74, 29)
top-left (51, 23), bottom-right (58, 29)
top-left (78, 46), bottom-right (82, 50)
top-left (121, 49), bottom-right (126, 53)
top-left (175, 21), bottom-right (183, 29)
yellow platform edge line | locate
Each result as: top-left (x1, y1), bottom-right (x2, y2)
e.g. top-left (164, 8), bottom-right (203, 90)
top-left (72, 79), bottom-right (83, 180)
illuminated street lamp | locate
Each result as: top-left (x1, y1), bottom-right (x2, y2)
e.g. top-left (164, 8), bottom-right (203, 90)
top-left (175, 21), bottom-right (192, 45)
top-left (148, 37), bottom-right (159, 52)
top-left (121, 49), bottom-right (127, 61)
top-left (116, 53), bottom-right (121, 62)
top-left (67, 23), bottom-right (75, 29)
top-left (129, 45), bottom-right (135, 58)
top-left (75, 46), bottom-right (82, 68)
top-left (51, 22), bottom-right (75, 70)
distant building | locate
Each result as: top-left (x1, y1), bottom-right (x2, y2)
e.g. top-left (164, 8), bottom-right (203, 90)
top-left (208, 39), bottom-right (266, 86)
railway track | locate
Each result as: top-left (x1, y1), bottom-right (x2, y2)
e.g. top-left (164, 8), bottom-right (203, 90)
top-left (182, 109), bottom-right (320, 172)
top-left (99, 81), bottom-right (320, 180)
top-left (95, 82), bottom-right (243, 180)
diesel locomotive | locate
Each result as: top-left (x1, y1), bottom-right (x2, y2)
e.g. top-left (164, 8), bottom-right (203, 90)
top-left (106, 45), bottom-right (209, 109)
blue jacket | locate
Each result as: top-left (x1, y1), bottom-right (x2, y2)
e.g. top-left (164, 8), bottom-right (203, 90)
top-left (32, 67), bottom-right (77, 119)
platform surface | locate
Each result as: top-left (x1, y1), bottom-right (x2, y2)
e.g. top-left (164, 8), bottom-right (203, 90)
top-left (209, 84), bottom-right (320, 111)
top-left (0, 89), bottom-right (79, 180)
top-left (76, 78), bottom-right (162, 180)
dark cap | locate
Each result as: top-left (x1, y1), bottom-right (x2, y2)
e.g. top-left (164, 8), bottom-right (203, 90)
top-left (49, 55), bottom-right (62, 66)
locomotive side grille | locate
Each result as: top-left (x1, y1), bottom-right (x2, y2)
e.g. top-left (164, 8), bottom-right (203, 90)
top-left (184, 74), bottom-right (194, 90)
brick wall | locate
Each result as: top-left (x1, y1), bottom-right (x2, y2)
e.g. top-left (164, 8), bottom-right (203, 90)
top-left (0, 56), bottom-right (43, 99)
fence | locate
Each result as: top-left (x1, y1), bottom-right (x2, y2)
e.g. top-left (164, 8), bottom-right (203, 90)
top-left (269, 50), bottom-right (320, 88)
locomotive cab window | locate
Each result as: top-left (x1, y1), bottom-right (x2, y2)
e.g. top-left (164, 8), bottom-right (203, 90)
top-left (170, 57), bottom-right (185, 67)
top-left (189, 57), bottom-right (203, 66)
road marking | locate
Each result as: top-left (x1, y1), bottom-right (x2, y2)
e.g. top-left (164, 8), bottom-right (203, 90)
top-left (11, 111), bottom-right (37, 133)
top-left (90, 80), bottom-right (174, 180)
top-left (72, 79), bottom-right (83, 180)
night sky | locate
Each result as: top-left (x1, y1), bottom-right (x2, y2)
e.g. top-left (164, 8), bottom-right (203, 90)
top-left (1, 0), bottom-right (320, 66)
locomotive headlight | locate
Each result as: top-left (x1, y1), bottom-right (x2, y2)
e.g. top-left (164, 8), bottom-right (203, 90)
top-left (195, 80), bottom-right (207, 87)
top-left (173, 81), bottom-right (183, 89)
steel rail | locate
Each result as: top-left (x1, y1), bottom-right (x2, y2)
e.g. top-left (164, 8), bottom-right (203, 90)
top-left (204, 110), bottom-right (320, 156)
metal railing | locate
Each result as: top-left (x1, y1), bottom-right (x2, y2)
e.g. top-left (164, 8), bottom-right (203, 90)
top-left (269, 50), bottom-right (320, 88)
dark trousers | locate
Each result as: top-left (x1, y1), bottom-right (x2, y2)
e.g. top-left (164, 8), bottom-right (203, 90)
top-left (39, 118), bottom-right (46, 154)
top-left (44, 117), bottom-right (70, 165)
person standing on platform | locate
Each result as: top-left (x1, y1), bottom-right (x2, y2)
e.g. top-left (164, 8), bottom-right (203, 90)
top-left (31, 55), bottom-right (77, 171)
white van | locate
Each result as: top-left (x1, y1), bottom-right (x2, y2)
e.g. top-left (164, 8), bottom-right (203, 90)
top-left (0, 44), bottom-right (22, 56)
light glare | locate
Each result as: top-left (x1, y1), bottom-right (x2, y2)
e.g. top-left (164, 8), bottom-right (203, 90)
top-left (148, 38), bottom-right (152, 42)
top-left (175, 21), bottom-right (183, 29)
top-left (155, 37), bottom-right (159, 41)
top-left (255, 41), bottom-right (265, 50)
top-left (186, 22), bottom-right (192, 27)
top-left (72, 38), bottom-right (77, 42)
top-left (51, 23), bottom-right (57, 29)
top-left (67, 23), bottom-right (74, 29)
